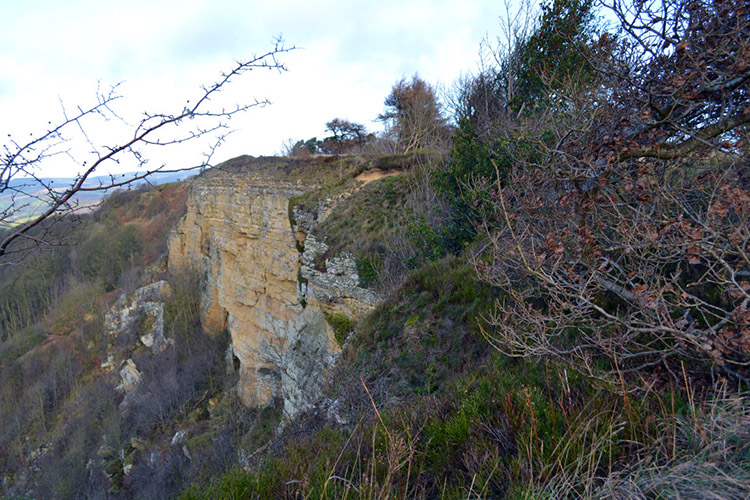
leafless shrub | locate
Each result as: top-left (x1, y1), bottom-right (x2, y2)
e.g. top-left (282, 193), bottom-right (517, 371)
top-left (1, 41), bottom-right (293, 264)
top-left (474, 0), bottom-right (750, 385)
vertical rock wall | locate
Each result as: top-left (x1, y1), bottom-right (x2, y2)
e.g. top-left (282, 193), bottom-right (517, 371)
top-left (168, 170), bottom-right (376, 418)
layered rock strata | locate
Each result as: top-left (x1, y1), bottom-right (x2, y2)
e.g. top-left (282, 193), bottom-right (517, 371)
top-left (168, 169), bottom-right (377, 418)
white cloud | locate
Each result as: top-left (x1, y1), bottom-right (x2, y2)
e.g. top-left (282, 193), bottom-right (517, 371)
top-left (0, 0), bottom-right (507, 177)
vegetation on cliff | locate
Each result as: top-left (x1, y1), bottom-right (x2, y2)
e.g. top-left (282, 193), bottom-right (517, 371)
top-left (0, 184), bottom-right (277, 498)
top-left (183, 0), bottom-right (750, 498)
top-left (1, 0), bottom-right (749, 498)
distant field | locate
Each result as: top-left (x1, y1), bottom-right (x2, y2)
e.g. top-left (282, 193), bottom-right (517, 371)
top-left (1, 171), bottom-right (193, 226)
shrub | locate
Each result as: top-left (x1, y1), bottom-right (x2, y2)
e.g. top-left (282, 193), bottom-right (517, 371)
top-left (324, 312), bottom-right (353, 346)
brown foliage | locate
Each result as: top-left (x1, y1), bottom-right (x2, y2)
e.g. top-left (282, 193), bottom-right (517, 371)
top-left (474, 0), bottom-right (750, 384)
top-left (378, 74), bottom-right (451, 153)
top-left (596, 0), bottom-right (750, 161)
top-left (478, 158), bottom-right (750, 381)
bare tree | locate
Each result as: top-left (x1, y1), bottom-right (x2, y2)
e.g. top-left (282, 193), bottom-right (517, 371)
top-left (488, 0), bottom-right (539, 113)
top-left (0, 41), bottom-right (294, 263)
top-left (445, 0), bottom-right (537, 144)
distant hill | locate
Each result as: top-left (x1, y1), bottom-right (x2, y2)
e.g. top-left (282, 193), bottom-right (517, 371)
top-left (0, 170), bottom-right (194, 225)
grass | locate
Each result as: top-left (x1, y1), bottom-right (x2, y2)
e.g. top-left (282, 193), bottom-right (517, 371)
top-left (347, 256), bottom-right (499, 390)
top-left (179, 250), bottom-right (750, 499)
top-left (367, 150), bottom-right (443, 172)
top-left (312, 174), bottom-right (411, 264)
top-left (213, 154), bottom-right (365, 188)
top-left (285, 154), bottom-right (437, 289)
top-left (182, 355), bottom-right (750, 498)
top-left (529, 387), bottom-right (750, 499)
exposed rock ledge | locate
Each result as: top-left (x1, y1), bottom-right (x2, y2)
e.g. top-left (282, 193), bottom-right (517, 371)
top-left (168, 167), bottom-right (379, 419)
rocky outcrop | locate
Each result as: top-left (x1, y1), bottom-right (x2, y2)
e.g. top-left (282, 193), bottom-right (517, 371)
top-left (102, 281), bottom-right (175, 410)
top-left (118, 359), bottom-right (142, 393)
top-left (104, 280), bottom-right (173, 354)
top-left (298, 233), bottom-right (378, 316)
top-left (291, 199), bottom-right (379, 320)
top-left (168, 167), bottom-right (378, 418)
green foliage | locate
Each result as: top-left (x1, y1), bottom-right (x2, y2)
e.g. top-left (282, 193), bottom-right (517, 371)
top-left (355, 255), bottom-right (379, 288)
top-left (444, 120), bottom-right (497, 184)
top-left (287, 152), bottom-right (457, 288)
top-left (403, 215), bottom-right (468, 267)
top-left (324, 312), bottom-right (354, 346)
top-left (512, 0), bottom-right (598, 112)
top-left (430, 120), bottom-right (510, 255)
top-left (287, 194), bottom-right (302, 228)
top-left (433, 0), bottom-right (603, 257)
top-left (0, 181), bottom-right (198, 497)
top-left (287, 136), bottom-right (326, 156)
top-left (3, 54), bottom-right (747, 496)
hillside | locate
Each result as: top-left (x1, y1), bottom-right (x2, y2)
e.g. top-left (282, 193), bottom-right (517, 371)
top-left (0, 172), bottom-right (195, 226)
top-left (0, 181), bottom-right (196, 497)
top-left (0, 145), bottom-right (747, 499)
top-left (1, 1), bottom-right (749, 498)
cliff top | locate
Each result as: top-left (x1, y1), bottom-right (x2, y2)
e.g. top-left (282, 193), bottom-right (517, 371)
top-left (199, 155), bottom-right (359, 188)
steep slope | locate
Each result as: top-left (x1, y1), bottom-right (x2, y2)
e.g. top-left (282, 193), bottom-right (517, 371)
top-left (168, 157), bottom-right (379, 418)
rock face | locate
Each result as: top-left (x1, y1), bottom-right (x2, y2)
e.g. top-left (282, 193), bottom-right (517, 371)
top-left (298, 233), bottom-right (379, 313)
top-left (118, 359), bottom-right (142, 393)
top-left (104, 280), bottom-right (173, 354)
top-left (103, 281), bottom-right (176, 410)
top-left (168, 168), bottom-right (378, 418)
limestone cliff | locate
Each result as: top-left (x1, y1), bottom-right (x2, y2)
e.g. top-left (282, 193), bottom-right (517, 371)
top-left (167, 162), bottom-right (378, 418)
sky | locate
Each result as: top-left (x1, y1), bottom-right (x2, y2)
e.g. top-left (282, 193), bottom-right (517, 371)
top-left (0, 0), bottom-right (508, 178)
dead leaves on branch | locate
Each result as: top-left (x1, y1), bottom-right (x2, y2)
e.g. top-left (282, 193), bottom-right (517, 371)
top-left (465, 0), bottom-right (750, 386)
top-left (476, 160), bottom-right (750, 384)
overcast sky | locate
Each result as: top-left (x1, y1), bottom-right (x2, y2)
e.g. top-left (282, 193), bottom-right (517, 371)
top-left (1, 0), bottom-right (508, 177)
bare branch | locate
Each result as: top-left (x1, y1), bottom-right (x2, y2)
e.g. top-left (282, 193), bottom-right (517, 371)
top-left (0, 42), bottom-right (295, 262)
